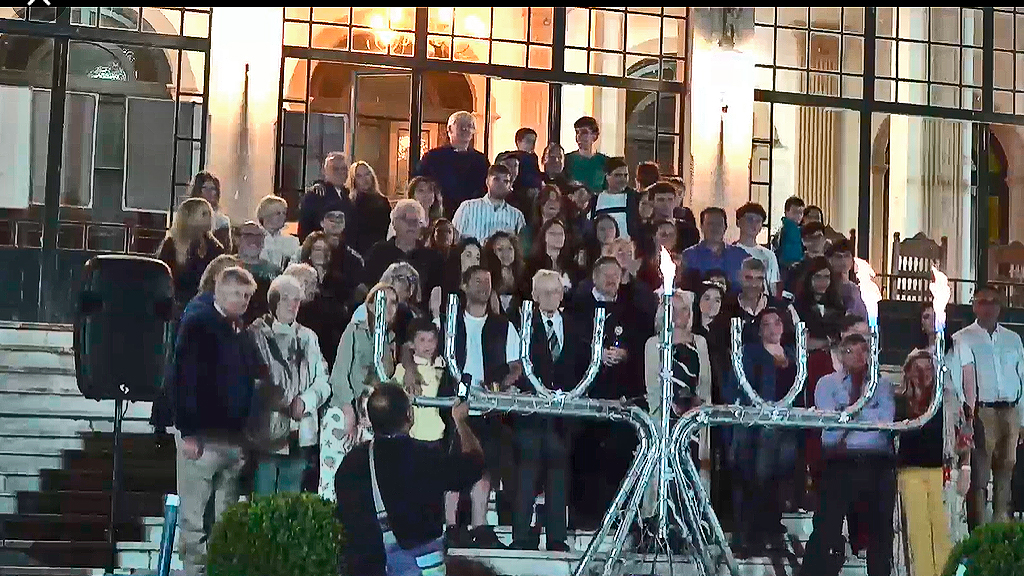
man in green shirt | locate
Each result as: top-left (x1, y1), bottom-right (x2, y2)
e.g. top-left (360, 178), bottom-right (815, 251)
top-left (565, 116), bottom-right (610, 194)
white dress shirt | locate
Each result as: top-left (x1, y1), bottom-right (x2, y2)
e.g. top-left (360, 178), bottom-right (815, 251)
top-left (262, 230), bottom-right (301, 270)
top-left (452, 195), bottom-right (526, 241)
top-left (540, 310), bottom-right (564, 356)
top-left (953, 321), bottom-right (1024, 424)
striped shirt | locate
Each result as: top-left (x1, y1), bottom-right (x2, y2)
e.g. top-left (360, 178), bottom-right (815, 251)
top-left (451, 196), bottom-right (526, 241)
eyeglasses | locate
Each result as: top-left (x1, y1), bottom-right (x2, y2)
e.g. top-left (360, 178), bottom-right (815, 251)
top-left (391, 274), bottom-right (416, 283)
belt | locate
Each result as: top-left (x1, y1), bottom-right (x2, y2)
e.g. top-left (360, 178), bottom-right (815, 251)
top-left (978, 400), bottom-right (1019, 409)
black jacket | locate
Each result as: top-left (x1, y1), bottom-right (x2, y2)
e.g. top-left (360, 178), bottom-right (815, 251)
top-left (298, 180), bottom-right (353, 242)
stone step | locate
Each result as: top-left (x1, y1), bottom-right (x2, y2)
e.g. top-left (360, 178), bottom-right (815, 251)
top-left (0, 568), bottom-right (95, 576)
top-left (79, 432), bottom-right (174, 456)
top-left (0, 373), bottom-right (80, 395)
top-left (0, 471), bottom-right (41, 493)
top-left (0, 349), bottom-right (75, 373)
top-left (16, 491), bottom-right (164, 517)
top-left (0, 514), bottom-right (145, 542)
top-left (0, 492), bottom-right (15, 514)
top-left (0, 436), bottom-right (85, 456)
top-left (0, 452), bottom-right (62, 475)
top-left (0, 392), bottom-right (153, 421)
top-left (39, 469), bottom-right (175, 494)
top-left (0, 324), bottom-right (74, 349)
top-left (60, 451), bottom-right (173, 475)
top-left (0, 417), bottom-right (153, 438)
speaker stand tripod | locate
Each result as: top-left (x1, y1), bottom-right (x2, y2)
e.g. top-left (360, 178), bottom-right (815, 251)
top-left (105, 384), bottom-right (128, 575)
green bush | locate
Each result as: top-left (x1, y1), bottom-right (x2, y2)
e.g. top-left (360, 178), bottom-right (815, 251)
top-left (942, 522), bottom-right (1024, 576)
top-left (206, 493), bottom-right (346, 576)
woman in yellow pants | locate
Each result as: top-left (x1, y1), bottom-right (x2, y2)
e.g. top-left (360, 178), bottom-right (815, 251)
top-left (895, 349), bottom-right (971, 576)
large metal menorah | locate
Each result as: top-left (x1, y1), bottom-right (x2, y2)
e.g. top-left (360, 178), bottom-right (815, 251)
top-left (369, 257), bottom-right (951, 576)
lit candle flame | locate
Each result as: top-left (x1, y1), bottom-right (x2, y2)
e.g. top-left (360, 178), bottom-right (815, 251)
top-left (854, 258), bottom-right (882, 328)
top-left (929, 266), bottom-right (950, 332)
top-left (658, 246), bottom-right (676, 295)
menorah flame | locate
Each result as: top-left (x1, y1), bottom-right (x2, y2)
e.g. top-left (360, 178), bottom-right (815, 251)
top-left (854, 257), bottom-right (882, 328)
top-left (658, 246), bottom-right (676, 294)
top-left (929, 266), bottom-right (950, 332)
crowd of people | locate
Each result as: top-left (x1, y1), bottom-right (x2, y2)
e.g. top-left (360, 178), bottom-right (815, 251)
top-left (153, 110), bottom-right (1023, 576)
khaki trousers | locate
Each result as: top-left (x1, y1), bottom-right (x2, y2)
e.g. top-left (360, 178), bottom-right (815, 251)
top-left (175, 432), bottom-right (246, 575)
top-left (973, 405), bottom-right (1021, 523)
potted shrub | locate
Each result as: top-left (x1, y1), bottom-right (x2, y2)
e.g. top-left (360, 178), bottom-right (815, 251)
top-left (206, 493), bottom-right (346, 576)
top-left (942, 522), bottom-right (1024, 576)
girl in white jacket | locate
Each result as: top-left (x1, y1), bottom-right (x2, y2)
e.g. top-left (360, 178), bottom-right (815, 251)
top-left (248, 274), bottom-right (331, 494)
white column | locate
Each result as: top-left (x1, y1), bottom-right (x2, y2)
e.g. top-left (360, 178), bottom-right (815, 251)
top-left (689, 8), bottom-right (755, 239)
top-left (207, 7), bottom-right (284, 224)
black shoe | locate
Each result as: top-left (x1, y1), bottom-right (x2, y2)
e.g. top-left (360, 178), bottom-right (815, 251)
top-left (509, 539), bottom-right (539, 551)
top-left (547, 540), bottom-right (570, 552)
top-left (469, 525), bottom-right (506, 549)
top-left (445, 524), bottom-right (472, 548)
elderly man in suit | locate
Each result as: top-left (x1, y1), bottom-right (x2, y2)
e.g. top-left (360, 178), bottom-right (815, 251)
top-left (508, 270), bottom-right (586, 551)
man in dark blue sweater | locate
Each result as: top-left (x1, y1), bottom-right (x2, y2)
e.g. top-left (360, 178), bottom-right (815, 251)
top-left (173, 266), bottom-right (262, 575)
top-left (416, 111), bottom-right (489, 220)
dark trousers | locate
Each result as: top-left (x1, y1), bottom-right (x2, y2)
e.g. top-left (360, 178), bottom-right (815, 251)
top-left (512, 417), bottom-right (569, 545)
top-left (798, 455), bottom-right (896, 576)
top-left (571, 421), bottom-right (637, 528)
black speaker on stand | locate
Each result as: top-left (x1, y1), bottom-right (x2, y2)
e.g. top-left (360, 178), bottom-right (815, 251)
top-left (74, 255), bottom-right (174, 574)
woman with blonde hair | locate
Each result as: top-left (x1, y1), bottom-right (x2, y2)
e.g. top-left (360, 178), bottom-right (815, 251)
top-left (642, 289), bottom-right (712, 532)
top-left (346, 160), bottom-right (392, 255)
top-left (895, 348), bottom-right (971, 576)
top-left (319, 283), bottom-right (399, 500)
top-left (188, 171), bottom-right (231, 251)
top-left (156, 197), bottom-right (225, 314)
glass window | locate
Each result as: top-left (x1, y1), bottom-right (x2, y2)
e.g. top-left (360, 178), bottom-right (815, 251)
top-left (755, 7), bottom-right (865, 99)
top-left (428, 7), bottom-right (555, 69)
top-left (285, 7), bottom-right (417, 57)
top-left (564, 7), bottom-right (686, 82)
top-left (63, 7), bottom-right (212, 38)
top-left (749, 102), bottom-right (860, 242)
top-left (875, 7), bottom-right (983, 110)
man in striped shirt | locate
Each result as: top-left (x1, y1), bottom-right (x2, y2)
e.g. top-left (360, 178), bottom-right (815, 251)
top-left (452, 164), bottom-right (526, 242)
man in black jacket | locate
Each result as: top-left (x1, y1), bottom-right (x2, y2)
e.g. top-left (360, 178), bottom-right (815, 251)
top-left (335, 385), bottom-right (483, 576)
top-left (509, 269), bottom-right (585, 551)
top-left (298, 151), bottom-right (352, 242)
top-left (173, 266), bottom-right (261, 575)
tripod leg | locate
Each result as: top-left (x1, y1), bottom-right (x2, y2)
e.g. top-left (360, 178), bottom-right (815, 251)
top-left (107, 395), bottom-right (123, 573)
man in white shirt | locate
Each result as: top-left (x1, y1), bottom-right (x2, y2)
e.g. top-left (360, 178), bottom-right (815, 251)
top-left (953, 285), bottom-right (1024, 524)
top-left (734, 202), bottom-right (780, 295)
top-left (440, 265), bottom-right (523, 548)
top-left (452, 164), bottom-right (526, 242)
top-left (591, 157), bottom-right (638, 240)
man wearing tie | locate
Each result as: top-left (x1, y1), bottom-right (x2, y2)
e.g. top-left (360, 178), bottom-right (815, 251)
top-left (509, 270), bottom-right (584, 551)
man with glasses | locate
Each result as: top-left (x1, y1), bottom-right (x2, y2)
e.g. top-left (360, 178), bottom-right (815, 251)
top-left (953, 285), bottom-right (1024, 526)
top-left (798, 333), bottom-right (896, 576)
top-left (362, 199), bottom-right (443, 300)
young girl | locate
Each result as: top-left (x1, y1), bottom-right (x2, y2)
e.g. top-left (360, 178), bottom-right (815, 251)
top-left (484, 231), bottom-right (525, 315)
top-left (389, 319), bottom-right (445, 444)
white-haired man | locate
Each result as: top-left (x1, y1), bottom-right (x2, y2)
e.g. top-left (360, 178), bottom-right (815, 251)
top-left (299, 151), bottom-right (352, 242)
top-left (362, 199), bottom-right (444, 298)
top-left (416, 111), bottom-right (489, 219)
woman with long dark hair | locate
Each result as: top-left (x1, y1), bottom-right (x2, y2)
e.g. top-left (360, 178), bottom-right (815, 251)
top-left (522, 219), bottom-right (580, 295)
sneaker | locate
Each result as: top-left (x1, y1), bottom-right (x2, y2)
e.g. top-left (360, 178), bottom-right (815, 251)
top-left (469, 525), bottom-right (506, 549)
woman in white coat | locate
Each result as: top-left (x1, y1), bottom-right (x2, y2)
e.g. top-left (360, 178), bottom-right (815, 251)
top-left (248, 274), bottom-right (331, 495)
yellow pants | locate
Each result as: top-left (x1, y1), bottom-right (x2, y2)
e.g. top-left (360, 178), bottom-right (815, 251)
top-left (898, 467), bottom-right (951, 576)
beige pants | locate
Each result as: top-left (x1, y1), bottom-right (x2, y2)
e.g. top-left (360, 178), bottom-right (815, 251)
top-left (175, 433), bottom-right (246, 575)
top-left (975, 405), bottom-right (1021, 523)
top-left (899, 467), bottom-right (951, 576)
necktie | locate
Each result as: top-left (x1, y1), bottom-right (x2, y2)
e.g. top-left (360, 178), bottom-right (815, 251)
top-left (546, 318), bottom-right (560, 360)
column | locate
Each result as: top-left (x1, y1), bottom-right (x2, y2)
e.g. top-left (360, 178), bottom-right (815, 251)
top-left (207, 7), bottom-right (284, 223)
top-left (688, 8), bottom-right (755, 239)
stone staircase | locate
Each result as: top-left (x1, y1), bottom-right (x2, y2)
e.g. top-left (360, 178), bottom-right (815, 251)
top-left (0, 322), bottom-right (178, 573)
top-left (0, 322), bottom-right (874, 575)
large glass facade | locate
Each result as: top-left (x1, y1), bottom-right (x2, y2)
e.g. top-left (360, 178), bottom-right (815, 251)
top-left (276, 6), bottom-right (688, 204)
top-left (0, 7), bottom-right (211, 321)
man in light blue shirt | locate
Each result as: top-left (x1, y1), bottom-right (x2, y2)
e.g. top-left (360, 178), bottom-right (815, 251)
top-left (798, 333), bottom-right (896, 576)
top-left (680, 207), bottom-right (749, 290)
